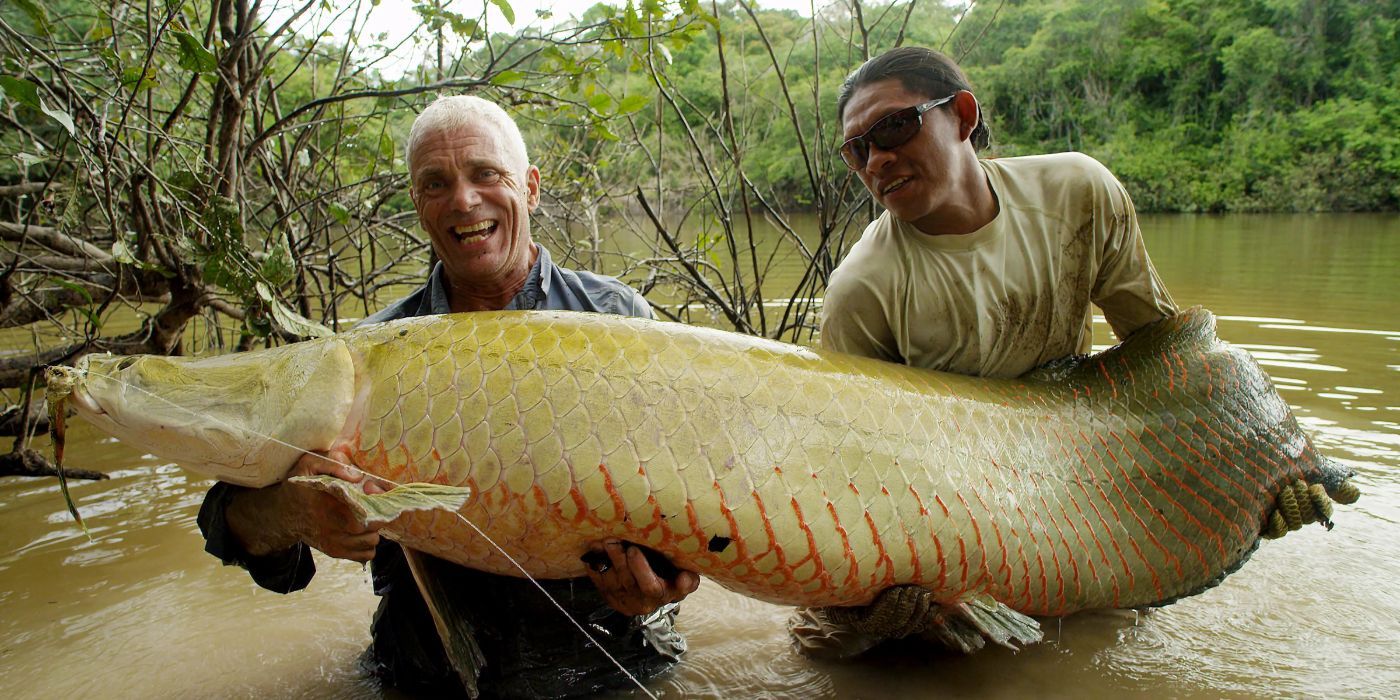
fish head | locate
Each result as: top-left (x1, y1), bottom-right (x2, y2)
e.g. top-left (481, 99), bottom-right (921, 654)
top-left (47, 340), bottom-right (357, 487)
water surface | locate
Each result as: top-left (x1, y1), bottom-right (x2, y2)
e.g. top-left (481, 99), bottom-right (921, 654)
top-left (1, 213), bottom-right (1395, 698)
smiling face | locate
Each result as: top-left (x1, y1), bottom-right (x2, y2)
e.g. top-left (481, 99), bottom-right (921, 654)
top-left (842, 79), bottom-right (983, 234)
top-left (409, 119), bottom-right (541, 309)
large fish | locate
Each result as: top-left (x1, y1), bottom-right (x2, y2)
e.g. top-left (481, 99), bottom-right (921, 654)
top-left (45, 307), bottom-right (1356, 647)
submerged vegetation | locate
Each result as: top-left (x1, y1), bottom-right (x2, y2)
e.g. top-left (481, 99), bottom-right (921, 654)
top-left (0, 0), bottom-right (1395, 467)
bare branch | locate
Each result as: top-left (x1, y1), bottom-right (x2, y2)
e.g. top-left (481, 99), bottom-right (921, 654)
top-left (0, 222), bottom-right (115, 261)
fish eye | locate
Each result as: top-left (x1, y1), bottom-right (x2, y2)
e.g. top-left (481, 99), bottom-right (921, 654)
top-left (116, 357), bottom-right (136, 371)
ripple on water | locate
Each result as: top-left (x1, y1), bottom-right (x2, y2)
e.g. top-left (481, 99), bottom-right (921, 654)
top-left (607, 581), bottom-right (835, 699)
top-left (1099, 521), bottom-right (1400, 699)
top-left (60, 546), bottom-right (126, 568)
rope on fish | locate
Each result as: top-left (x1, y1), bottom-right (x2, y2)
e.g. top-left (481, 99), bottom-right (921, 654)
top-left (1263, 478), bottom-right (1356, 538)
top-left (1331, 479), bottom-right (1361, 504)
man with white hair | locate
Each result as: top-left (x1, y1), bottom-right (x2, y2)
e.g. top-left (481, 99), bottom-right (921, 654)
top-left (197, 95), bottom-right (698, 697)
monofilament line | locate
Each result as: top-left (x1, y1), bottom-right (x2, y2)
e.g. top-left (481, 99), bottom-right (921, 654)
top-left (77, 368), bottom-right (660, 699)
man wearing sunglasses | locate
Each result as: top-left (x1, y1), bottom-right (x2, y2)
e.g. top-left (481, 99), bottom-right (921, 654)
top-left (791, 47), bottom-right (1178, 658)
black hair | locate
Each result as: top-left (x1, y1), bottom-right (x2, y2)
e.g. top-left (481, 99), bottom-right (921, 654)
top-left (837, 46), bottom-right (991, 151)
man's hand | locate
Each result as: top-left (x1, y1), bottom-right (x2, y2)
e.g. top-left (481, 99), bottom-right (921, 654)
top-left (584, 540), bottom-right (700, 617)
top-left (226, 446), bottom-right (392, 563)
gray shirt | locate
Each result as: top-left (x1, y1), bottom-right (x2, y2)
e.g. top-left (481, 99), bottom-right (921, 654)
top-left (364, 245), bottom-right (653, 323)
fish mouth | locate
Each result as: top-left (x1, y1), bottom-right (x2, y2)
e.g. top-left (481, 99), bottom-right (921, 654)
top-left (44, 364), bottom-right (107, 418)
top-left (450, 220), bottom-right (498, 243)
top-left (68, 386), bottom-right (105, 417)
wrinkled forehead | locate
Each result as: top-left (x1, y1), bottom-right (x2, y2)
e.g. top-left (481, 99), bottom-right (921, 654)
top-left (841, 79), bottom-right (929, 139)
top-left (409, 119), bottom-right (527, 175)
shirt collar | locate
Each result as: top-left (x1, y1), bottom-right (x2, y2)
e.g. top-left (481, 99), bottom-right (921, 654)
top-left (424, 245), bottom-right (552, 314)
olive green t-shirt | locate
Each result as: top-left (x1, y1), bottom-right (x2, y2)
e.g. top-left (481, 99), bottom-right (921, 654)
top-left (820, 152), bottom-right (1177, 378)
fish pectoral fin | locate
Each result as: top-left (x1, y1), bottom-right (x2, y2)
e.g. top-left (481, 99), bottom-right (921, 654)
top-left (290, 475), bottom-right (471, 527)
top-left (826, 585), bottom-right (939, 639)
top-left (788, 586), bottom-right (939, 660)
top-left (917, 594), bottom-right (1043, 653)
top-left (789, 587), bottom-right (1043, 659)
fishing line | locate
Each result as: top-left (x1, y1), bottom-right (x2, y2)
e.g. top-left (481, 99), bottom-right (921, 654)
top-left (72, 367), bottom-right (661, 699)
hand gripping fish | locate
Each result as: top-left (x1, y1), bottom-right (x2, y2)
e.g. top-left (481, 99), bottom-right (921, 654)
top-left (44, 307), bottom-right (1358, 651)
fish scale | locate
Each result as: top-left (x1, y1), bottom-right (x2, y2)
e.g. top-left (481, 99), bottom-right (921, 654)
top-left (383, 309), bottom-right (1148, 604)
top-left (51, 307), bottom-right (1353, 618)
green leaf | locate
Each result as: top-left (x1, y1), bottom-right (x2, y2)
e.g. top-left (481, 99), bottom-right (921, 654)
top-left (172, 31), bottom-right (218, 73)
top-left (328, 201), bottom-right (351, 225)
top-left (291, 475), bottom-right (472, 526)
top-left (618, 94), bottom-right (650, 114)
top-left (111, 238), bottom-right (136, 264)
top-left (10, 0), bottom-right (51, 36)
top-left (120, 65), bottom-right (159, 91)
top-left (0, 76), bottom-right (42, 110)
top-left (200, 197), bottom-right (251, 293)
top-left (202, 196), bottom-right (244, 245)
top-left (446, 14), bottom-right (479, 38)
top-left (588, 93), bottom-right (614, 112)
top-left (96, 47), bottom-right (120, 73)
top-left (169, 170), bottom-right (204, 199)
top-left (202, 256), bottom-right (244, 294)
top-left (39, 100), bottom-right (75, 136)
top-left (13, 153), bottom-right (45, 169)
top-left (268, 298), bottom-right (334, 338)
top-left (490, 0), bottom-right (516, 25)
top-left (259, 236), bottom-right (296, 286)
top-left (52, 279), bottom-right (94, 305)
top-left (592, 123), bottom-right (620, 142)
top-left (246, 310), bottom-right (273, 337)
top-left (490, 70), bottom-right (524, 86)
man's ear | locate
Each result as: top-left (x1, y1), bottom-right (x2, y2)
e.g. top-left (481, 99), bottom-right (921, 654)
top-left (953, 90), bottom-right (980, 143)
top-left (524, 165), bottom-right (541, 212)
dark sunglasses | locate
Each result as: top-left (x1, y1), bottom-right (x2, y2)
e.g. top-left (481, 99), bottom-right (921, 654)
top-left (839, 94), bottom-right (958, 170)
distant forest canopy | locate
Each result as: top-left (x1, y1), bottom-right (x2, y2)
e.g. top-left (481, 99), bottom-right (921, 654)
top-left (936, 0), bottom-right (1400, 213)
top-left (0, 0), bottom-right (1396, 390)
top-left (527, 0), bottom-right (1400, 214)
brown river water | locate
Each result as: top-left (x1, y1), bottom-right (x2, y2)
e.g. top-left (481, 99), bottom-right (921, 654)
top-left (1, 213), bottom-right (1396, 698)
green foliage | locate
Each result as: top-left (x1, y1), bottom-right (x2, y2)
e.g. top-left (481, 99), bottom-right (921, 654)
top-left (507, 0), bottom-right (1395, 213)
top-left (0, 76), bottom-right (41, 110)
top-left (171, 31), bottom-right (218, 74)
top-left (967, 0), bottom-right (1399, 212)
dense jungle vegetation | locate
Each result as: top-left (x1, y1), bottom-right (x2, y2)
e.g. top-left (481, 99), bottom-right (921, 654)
top-left (0, 0), bottom-right (1396, 476)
